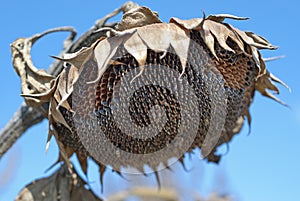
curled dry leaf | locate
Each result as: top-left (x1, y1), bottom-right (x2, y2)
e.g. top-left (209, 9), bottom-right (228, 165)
top-left (254, 52), bottom-right (288, 105)
top-left (10, 28), bottom-right (83, 170)
top-left (11, 38), bottom-right (54, 107)
top-left (10, 27), bottom-right (76, 108)
top-left (116, 6), bottom-right (162, 31)
top-left (15, 165), bottom-right (102, 201)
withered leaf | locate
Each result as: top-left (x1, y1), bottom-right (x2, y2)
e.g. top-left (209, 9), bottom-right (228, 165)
top-left (52, 44), bottom-right (96, 70)
top-left (123, 31), bottom-right (148, 67)
top-left (54, 63), bottom-right (79, 111)
top-left (49, 97), bottom-right (71, 131)
top-left (117, 6), bottom-right (162, 31)
top-left (255, 71), bottom-right (288, 106)
top-left (92, 30), bottom-right (136, 83)
top-left (11, 37), bottom-right (54, 107)
top-left (11, 27), bottom-right (75, 108)
top-left (15, 165), bottom-right (102, 201)
top-left (92, 23), bottom-right (191, 84)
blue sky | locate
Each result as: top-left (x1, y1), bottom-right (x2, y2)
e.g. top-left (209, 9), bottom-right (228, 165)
top-left (0, 0), bottom-right (299, 200)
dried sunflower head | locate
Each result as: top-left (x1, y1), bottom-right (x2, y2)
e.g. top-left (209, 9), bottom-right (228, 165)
top-left (15, 5), bottom-right (287, 188)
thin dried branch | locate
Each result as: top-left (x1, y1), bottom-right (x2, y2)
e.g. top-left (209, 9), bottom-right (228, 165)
top-left (0, 1), bottom-right (137, 159)
top-left (0, 103), bottom-right (47, 159)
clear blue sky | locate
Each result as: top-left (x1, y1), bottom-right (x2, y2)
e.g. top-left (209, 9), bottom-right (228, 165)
top-left (0, 0), bottom-right (299, 200)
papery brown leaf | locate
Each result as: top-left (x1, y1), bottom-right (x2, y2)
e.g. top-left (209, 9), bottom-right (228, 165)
top-left (253, 51), bottom-right (288, 106)
top-left (269, 72), bottom-right (290, 91)
top-left (54, 64), bottom-right (79, 111)
top-left (11, 27), bottom-right (75, 107)
top-left (255, 72), bottom-right (287, 106)
top-left (117, 6), bottom-right (162, 31)
top-left (79, 30), bottom-right (136, 84)
top-left (11, 38), bottom-right (54, 107)
top-left (204, 20), bottom-right (243, 53)
top-left (123, 31), bottom-right (148, 66)
top-left (245, 32), bottom-right (272, 47)
top-left (51, 45), bottom-right (96, 70)
top-left (20, 78), bottom-right (58, 104)
top-left (15, 165), bottom-right (102, 201)
top-left (49, 97), bottom-right (71, 131)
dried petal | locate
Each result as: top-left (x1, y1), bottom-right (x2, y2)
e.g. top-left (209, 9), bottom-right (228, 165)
top-left (207, 14), bottom-right (249, 22)
top-left (117, 6), bottom-right (162, 31)
top-left (92, 30), bottom-right (136, 84)
top-left (170, 17), bottom-right (203, 30)
top-left (124, 32), bottom-right (148, 66)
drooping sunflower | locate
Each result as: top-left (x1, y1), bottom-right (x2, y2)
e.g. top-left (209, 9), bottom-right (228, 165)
top-left (12, 4), bottom-right (287, 187)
